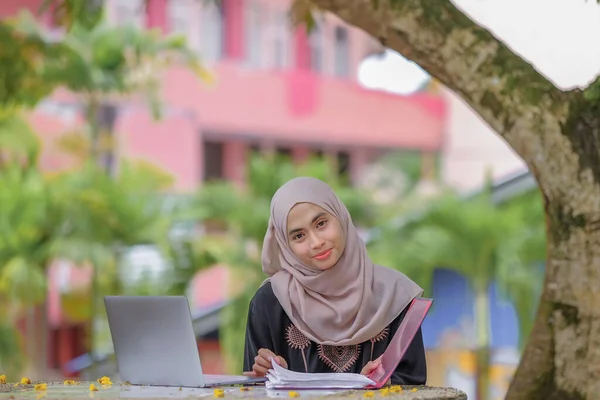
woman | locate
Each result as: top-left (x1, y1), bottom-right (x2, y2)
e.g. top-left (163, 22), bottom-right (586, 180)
top-left (243, 177), bottom-right (426, 385)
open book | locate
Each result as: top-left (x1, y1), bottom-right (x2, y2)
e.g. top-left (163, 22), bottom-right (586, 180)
top-left (265, 298), bottom-right (433, 390)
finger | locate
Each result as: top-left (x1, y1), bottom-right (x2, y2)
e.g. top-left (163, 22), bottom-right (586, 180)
top-left (361, 361), bottom-right (376, 375)
top-left (243, 371), bottom-right (257, 377)
top-left (258, 348), bottom-right (276, 359)
top-left (255, 356), bottom-right (272, 369)
top-left (274, 356), bottom-right (287, 367)
top-left (252, 364), bottom-right (269, 376)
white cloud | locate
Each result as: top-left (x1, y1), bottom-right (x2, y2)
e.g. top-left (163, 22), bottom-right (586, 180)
top-left (357, 50), bottom-right (430, 95)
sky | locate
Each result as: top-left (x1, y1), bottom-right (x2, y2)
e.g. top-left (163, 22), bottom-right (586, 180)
top-left (358, 0), bottom-right (600, 95)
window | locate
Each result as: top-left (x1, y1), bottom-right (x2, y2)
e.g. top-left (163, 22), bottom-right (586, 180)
top-left (276, 146), bottom-right (292, 159)
top-left (168, 0), bottom-right (189, 35)
top-left (334, 26), bottom-right (350, 77)
top-left (203, 141), bottom-right (224, 181)
top-left (201, 1), bottom-right (225, 62)
top-left (113, 0), bottom-right (143, 28)
top-left (309, 24), bottom-right (323, 72)
top-left (245, 1), bottom-right (263, 67)
top-left (272, 11), bottom-right (291, 69)
top-left (337, 151), bottom-right (350, 176)
top-left (97, 104), bottom-right (118, 175)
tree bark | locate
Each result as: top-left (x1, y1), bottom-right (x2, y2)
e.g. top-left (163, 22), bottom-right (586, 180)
top-left (306, 0), bottom-right (600, 398)
top-left (474, 289), bottom-right (490, 400)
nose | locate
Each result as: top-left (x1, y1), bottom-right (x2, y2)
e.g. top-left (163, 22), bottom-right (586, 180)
top-left (309, 232), bottom-right (325, 249)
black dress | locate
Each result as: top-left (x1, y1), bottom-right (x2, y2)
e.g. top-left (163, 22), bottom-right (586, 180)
top-left (243, 282), bottom-right (427, 385)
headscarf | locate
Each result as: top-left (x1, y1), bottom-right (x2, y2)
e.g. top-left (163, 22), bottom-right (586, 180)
top-left (261, 177), bottom-right (423, 346)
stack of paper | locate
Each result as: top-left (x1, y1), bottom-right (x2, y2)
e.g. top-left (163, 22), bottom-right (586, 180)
top-left (266, 361), bottom-right (375, 390)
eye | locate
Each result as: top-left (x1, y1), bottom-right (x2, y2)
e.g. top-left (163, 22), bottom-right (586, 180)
top-left (316, 219), bottom-right (327, 228)
top-left (292, 232), bottom-right (305, 241)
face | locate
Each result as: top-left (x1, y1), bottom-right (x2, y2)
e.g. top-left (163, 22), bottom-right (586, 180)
top-left (286, 202), bottom-right (346, 271)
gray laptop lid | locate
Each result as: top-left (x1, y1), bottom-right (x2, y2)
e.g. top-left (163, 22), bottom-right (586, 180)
top-left (105, 296), bottom-right (206, 387)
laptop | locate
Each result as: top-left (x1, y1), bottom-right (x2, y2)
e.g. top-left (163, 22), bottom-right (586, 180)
top-left (104, 295), bottom-right (266, 388)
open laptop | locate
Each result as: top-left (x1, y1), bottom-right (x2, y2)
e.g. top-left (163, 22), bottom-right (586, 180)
top-left (104, 295), bottom-right (266, 388)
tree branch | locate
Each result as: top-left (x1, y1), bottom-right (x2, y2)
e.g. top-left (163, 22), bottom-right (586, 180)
top-left (309, 0), bottom-right (572, 163)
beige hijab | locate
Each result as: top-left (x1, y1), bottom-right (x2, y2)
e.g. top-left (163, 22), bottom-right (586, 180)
top-left (261, 177), bottom-right (423, 346)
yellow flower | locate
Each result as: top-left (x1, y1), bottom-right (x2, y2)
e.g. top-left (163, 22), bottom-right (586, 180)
top-left (379, 387), bottom-right (390, 396)
top-left (214, 388), bottom-right (225, 398)
top-left (411, 388), bottom-right (417, 392)
top-left (64, 380), bottom-right (77, 385)
top-left (97, 376), bottom-right (112, 385)
top-left (240, 387), bottom-right (252, 391)
top-left (363, 391), bottom-right (375, 398)
top-left (390, 385), bottom-right (403, 393)
top-left (20, 377), bottom-right (31, 385)
top-left (0, 375), bottom-right (6, 384)
top-left (89, 383), bottom-right (99, 392)
top-left (34, 383), bottom-right (48, 391)
top-left (288, 391), bottom-right (300, 398)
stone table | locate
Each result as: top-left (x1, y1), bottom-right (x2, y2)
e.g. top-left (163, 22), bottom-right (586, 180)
top-left (0, 382), bottom-right (467, 400)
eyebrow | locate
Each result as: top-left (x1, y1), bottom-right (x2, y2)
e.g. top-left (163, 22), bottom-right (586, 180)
top-left (288, 212), bottom-right (327, 236)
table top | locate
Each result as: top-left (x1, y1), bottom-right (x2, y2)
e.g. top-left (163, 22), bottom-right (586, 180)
top-left (0, 381), bottom-right (466, 400)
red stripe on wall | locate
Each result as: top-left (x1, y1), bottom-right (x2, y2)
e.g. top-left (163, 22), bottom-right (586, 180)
top-left (223, 0), bottom-right (244, 60)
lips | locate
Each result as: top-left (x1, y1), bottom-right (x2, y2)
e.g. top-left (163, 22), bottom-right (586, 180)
top-left (313, 248), bottom-right (333, 261)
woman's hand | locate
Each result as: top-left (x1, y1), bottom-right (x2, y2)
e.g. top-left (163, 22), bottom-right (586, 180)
top-left (243, 348), bottom-right (288, 377)
top-left (360, 356), bottom-right (382, 376)
top-left (360, 357), bottom-right (391, 386)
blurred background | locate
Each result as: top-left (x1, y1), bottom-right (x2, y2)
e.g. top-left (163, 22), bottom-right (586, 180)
top-left (0, 1), bottom-right (548, 400)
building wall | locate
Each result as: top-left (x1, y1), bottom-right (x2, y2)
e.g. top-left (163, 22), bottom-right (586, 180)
top-left (440, 87), bottom-right (526, 191)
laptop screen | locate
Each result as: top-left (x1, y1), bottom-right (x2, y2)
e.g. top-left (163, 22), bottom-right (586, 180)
top-left (367, 297), bottom-right (433, 388)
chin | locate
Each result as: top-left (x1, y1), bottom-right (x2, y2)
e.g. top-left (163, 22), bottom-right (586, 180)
top-left (315, 257), bottom-right (341, 271)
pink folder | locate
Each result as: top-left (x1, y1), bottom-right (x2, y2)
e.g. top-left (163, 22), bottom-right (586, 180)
top-left (365, 297), bottom-right (433, 389)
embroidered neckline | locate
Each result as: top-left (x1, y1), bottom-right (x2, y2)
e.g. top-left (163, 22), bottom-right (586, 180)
top-left (286, 324), bottom-right (310, 372)
top-left (285, 325), bottom-right (391, 373)
top-left (286, 324), bottom-right (310, 350)
top-left (317, 344), bottom-right (361, 373)
top-left (370, 327), bottom-right (389, 360)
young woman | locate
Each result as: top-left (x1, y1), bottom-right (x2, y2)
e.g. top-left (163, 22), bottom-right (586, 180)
top-left (243, 177), bottom-right (426, 385)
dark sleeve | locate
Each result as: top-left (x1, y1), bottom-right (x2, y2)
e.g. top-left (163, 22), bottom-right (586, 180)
top-left (390, 327), bottom-right (427, 385)
top-left (243, 288), bottom-right (276, 372)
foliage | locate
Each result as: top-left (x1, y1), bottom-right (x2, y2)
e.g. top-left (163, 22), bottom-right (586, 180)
top-left (368, 182), bottom-right (545, 399)
top-left (0, 112), bottom-right (40, 167)
top-left (189, 154), bottom-right (377, 373)
top-left (39, 0), bottom-right (104, 31)
top-left (34, 13), bottom-right (211, 120)
top-left (369, 185), bottom-right (545, 346)
top-left (0, 321), bottom-right (23, 379)
top-left (0, 144), bottom-right (177, 371)
top-left (0, 16), bottom-right (65, 112)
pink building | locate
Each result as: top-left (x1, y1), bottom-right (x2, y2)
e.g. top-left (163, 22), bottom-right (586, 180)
top-left (1, 0), bottom-right (447, 378)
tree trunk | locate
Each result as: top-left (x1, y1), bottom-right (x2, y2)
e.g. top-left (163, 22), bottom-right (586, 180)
top-left (85, 98), bottom-right (101, 164)
top-left (304, 0), bottom-right (600, 398)
top-left (504, 101), bottom-right (600, 400)
top-left (474, 288), bottom-right (490, 400)
top-left (84, 98), bottom-right (101, 376)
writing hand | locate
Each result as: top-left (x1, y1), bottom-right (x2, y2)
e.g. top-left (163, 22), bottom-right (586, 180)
top-left (243, 348), bottom-right (288, 377)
